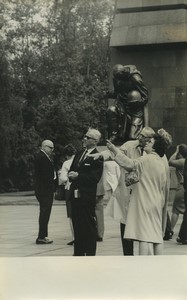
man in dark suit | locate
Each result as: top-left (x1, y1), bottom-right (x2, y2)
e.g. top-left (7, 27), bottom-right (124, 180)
top-left (68, 128), bottom-right (103, 256)
top-left (34, 140), bottom-right (57, 244)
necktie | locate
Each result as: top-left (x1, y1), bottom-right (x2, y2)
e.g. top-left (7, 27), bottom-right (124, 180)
top-left (78, 150), bottom-right (87, 165)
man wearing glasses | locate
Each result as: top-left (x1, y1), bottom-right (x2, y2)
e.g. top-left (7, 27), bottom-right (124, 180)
top-left (68, 128), bottom-right (103, 256)
top-left (34, 140), bottom-right (57, 244)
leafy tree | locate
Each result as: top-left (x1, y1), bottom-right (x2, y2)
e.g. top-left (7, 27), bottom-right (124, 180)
top-left (0, 0), bottom-right (115, 191)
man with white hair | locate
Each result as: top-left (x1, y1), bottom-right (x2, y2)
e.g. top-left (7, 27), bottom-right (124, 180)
top-left (68, 128), bottom-right (103, 256)
top-left (34, 140), bottom-right (58, 244)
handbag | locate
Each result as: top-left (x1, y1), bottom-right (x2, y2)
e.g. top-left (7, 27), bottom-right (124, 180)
top-left (125, 170), bottom-right (139, 187)
top-left (55, 185), bottom-right (66, 201)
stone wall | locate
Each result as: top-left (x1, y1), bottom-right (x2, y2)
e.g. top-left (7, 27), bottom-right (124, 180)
top-left (109, 0), bottom-right (187, 145)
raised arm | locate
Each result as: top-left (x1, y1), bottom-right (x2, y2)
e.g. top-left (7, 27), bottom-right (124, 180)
top-left (169, 146), bottom-right (185, 169)
top-left (106, 140), bottom-right (135, 171)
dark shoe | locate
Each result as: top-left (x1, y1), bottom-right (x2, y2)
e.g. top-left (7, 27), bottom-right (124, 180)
top-left (182, 240), bottom-right (187, 245)
top-left (97, 237), bottom-right (103, 242)
top-left (36, 238), bottom-right (53, 244)
top-left (176, 237), bottom-right (182, 244)
top-left (163, 231), bottom-right (173, 241)
top-left (67, 240), bottom-right (74, 246)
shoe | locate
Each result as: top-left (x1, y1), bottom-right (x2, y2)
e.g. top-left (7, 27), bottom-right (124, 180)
top-left (176, 237), bottom-right (182, 244)
top-left (67, 240), bottom-right (74, 246)
top-left (97, 237), bottom-right (103, 242)
top-left (36, 238), bottom-right (53, 244)
top-left (163, 231), bottom-right (173, 241)
top-left (182, 240), bottom-right (187, 245)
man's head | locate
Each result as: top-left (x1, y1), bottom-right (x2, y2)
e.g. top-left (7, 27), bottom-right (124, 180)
top-left (128, 90), bottom-right (141, 102)
top-left (113, 64), bottom-right (124, 75)
top-left (138, 127), bottom-right (155, 148)
top-left (83, 128), bottom-right (101, 149)
top-left (41, 140), bottom-right (54, 158)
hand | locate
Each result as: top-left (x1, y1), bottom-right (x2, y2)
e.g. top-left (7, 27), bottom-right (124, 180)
top-left (68, 171), bottom-right (78, 180)
top-left (106, 139), bottom-right (118, 155)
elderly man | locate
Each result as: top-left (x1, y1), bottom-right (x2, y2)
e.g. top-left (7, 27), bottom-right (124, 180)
top-left (34, 140), bottom-right (58, 244)
top-left (118, 127), bottom-right (155, 255)
top-left (68, 128), bottom-right (103, 256)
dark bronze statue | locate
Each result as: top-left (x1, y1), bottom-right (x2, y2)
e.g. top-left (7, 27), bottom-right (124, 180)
top-left (107, 64), bottom-right (149, 144)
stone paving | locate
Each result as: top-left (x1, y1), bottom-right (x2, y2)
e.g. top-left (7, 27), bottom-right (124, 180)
top-left (0, 192), bottom-right (187, 256)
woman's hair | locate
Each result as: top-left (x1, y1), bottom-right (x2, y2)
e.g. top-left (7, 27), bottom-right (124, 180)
top-left (153, 129), bottom-right (172, 157)
top-left (63, 144), bottom-right (76, 157)
top-left (178, 144), bottom-right (187, 158)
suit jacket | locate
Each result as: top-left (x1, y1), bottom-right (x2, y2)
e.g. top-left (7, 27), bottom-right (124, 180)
top-left (69, 148), bottom-right (103, 204)
top-left (34, 150), bottom-right (58, 196)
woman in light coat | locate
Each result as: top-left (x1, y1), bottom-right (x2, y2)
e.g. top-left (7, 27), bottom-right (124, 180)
top-left (106, 129), bottom-right (171, 255)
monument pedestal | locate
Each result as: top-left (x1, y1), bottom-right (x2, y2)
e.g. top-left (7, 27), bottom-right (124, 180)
top-left (110, 0), bottom-right (187, 144)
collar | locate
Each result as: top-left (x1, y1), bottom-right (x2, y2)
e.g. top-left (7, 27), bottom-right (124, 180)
top-left (41, 149), bottom-right (52, 161)
top-left (86, 147), bottom-right (96, 155)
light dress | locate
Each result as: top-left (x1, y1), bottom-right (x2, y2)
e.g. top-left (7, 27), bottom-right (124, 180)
top-left (114, 151), bottom-right (170, 244)
top-left (59, 156), bottom-right (74, 218)
top-left (105, 141), bottom-right (145, 224)
top-left (59, 156), bottom-right (74, 189)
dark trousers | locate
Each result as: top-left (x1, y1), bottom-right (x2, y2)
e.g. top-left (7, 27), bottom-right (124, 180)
top-left (74, 240), bottom-right (96, 256)
top-left (72, 201), bottom-right (97, 256)
top-left (120, 223), bottom-right (133, 256)
top-left (36, 193), bottom-right (53, 239)
top-left (179, 192), bottom-right (187, 240)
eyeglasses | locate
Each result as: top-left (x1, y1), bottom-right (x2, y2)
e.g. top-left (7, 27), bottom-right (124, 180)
top-left (146, 140), bottom-right (154, 145)
top-left (84, 135), bottom-right (95, 140)
top-left (46, 145), bottom-right (54, 150)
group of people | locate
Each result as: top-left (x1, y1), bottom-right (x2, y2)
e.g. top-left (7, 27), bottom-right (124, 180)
top-left (34, 128), bottom-right (104, 256)
top-left (33, 125), bottom-right (187, 256)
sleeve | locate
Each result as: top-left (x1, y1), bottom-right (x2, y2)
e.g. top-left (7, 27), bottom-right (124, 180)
top-left (59, 162), bottom-right (69, 185)
top-left (114, 151), bottom-right (136, 172)
top-left (34, 155), bottom-right (53, 184)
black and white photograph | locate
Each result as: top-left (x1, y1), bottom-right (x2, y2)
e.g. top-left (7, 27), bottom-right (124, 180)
top-left (0, 0), bottom-right (187, 299)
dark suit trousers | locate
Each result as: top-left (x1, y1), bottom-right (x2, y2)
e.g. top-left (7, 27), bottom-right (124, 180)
top-left (120, 223), bottom-right (133, 256)
top-left (36, 193), bottom-right (54, 239)
top-left (72, 201), bottom-right (97, 256)
top-left (179, 191), bottom-right (187, 240)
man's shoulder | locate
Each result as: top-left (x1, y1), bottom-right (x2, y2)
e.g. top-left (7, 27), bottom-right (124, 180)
top-left (35, 151), bottom-right (49, 164)
top-left (121, 140), bottom-right (139, 150)
top-left (35, 151), bottom-right (43, 160)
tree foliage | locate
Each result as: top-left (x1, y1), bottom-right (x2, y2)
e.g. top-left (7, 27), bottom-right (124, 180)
top-left (0, 0), bottom-right (115, 191)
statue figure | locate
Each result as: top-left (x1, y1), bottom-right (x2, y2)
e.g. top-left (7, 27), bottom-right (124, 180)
top-left (106, 64), bottom-right (149, 144)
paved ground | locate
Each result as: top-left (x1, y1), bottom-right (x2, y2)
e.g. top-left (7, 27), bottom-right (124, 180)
top-left (0, 192), bottom-right (187, 256)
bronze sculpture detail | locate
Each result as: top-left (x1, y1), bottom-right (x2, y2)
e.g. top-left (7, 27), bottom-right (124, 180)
top-left (107, 64), bottom-right (149, 144)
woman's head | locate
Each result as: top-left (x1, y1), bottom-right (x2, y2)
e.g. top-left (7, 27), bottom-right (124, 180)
top-left (178, 144), bottom-right (187, 158)
top-left (63, 144), bottom-right (76, 159)
top-left (144, 129), bottom-right (172, 157)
